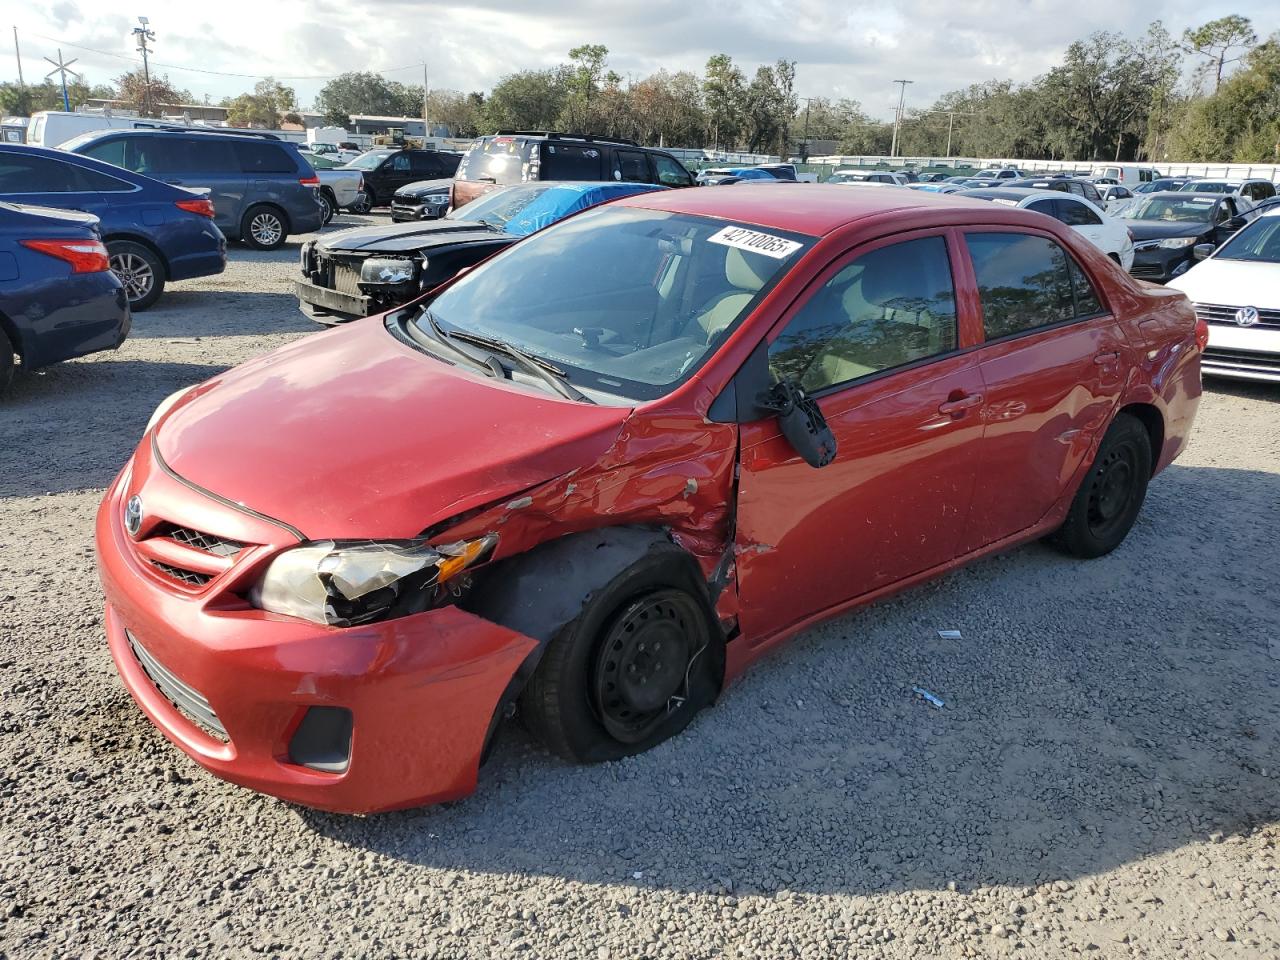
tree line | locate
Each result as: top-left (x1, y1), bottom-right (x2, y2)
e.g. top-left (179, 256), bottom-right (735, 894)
top-left (1, 15), bottom-right (1275, 163)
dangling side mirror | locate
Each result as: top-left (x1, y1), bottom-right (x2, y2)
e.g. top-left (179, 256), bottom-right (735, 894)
top-left (758, 379), bottom-right (837, 468)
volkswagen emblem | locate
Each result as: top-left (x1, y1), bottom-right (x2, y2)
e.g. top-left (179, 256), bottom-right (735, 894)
top-left (1234, 306), bottom-right (1260, 327)
top-left (124, 495), bottom-right (144, 538)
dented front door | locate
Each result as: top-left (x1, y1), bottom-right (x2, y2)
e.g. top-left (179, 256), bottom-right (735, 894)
top-left (731, 231), bottom-right (986, 643)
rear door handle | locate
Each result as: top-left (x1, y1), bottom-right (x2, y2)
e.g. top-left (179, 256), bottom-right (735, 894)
top-left (938, 393), bottom-right (984, 415)
top-left (1094, 351), bottom-right (1121, 365)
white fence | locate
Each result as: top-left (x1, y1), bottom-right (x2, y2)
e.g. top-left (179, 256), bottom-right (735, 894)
top-left (811, 155), bottom-right (1280, 182)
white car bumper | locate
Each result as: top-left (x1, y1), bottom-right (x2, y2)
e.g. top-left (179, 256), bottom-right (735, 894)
top-left (1202, 323), bottom-right (1280, 383)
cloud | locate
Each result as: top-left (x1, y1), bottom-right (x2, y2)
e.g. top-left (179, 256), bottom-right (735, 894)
top-left (11, 0), bottom-right (1276, 118)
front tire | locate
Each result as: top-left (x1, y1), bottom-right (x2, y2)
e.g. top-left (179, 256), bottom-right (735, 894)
top-left (1050, 413), bottom-right (1151, 558)
top-left (107, 240), bottom-right (166, 311)
top-left (519, 543), bottom-right (720, 763)
top-left (349, 190), bottom-right (373, 214)
top-left (318, 189), bottom-right (335, 225)
top-left (240, 205), bottom-right (288, 250)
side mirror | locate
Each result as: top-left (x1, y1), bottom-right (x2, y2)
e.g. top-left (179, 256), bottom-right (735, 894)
top-left (758, 380), bottom-right (837, 468)
top-left (1193, 242), bottom-right (1215, 261)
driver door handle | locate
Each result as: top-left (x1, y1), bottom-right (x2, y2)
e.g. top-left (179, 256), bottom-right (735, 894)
top-left (938, 393), bottom-right (983, 415)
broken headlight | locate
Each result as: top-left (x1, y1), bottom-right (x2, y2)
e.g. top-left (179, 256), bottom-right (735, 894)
top-left (359, 257), bottom-right (417, 286)
top-left (249, 535), bottom-right (497, 627)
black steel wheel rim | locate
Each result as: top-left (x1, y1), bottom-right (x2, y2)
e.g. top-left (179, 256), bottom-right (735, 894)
top-left (592, 590), bottom-right (703, 744)
top-left (1087, 439), bottom-right (1139, 537)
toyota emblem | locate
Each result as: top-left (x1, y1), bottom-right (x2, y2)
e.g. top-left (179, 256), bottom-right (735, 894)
top-left (124, 495), bottom-right (144, 538)
top-left (1234, 306), bottom-right (1260, 327)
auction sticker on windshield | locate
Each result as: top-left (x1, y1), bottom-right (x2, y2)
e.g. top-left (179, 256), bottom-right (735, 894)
top-left (708, 226), bottom-right (803, 259)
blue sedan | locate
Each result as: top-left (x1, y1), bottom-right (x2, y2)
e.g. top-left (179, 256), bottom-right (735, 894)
top-left (0, 201), bottom-right (130, 393)
top-left (0, 143), bottom-right (226, 310)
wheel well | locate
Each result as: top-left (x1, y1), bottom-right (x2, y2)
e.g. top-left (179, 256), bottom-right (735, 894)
top-left (1118, 402), bottom-right (1164, 475)
top-left (243, 202), bottom-right (290, 235)
top-left (102, 233), bottom-right (170, 279)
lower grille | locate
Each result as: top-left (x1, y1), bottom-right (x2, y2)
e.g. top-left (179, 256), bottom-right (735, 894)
top-left (127, 631), bottom-right (228, 740)
top-left (1203, 347), bottom-right (1280, 377)
top-left (149, 561), bottom-right (212, 588)
top-left (1193, 302), bottom-right (1280, 329)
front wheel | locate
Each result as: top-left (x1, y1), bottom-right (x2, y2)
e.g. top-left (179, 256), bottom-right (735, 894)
top-left (519, 544), bottom-right (720, 763)
top-left (0, 326), bottom-right (14, 395)
top-left (317, 190), bottom-right (335, 225)
top-left (348, 190), bottom-right (373, 215)
top-left (240, 205), bottom-right (288, 250)
top-left (1049, 413), bottom-right (1151, 558)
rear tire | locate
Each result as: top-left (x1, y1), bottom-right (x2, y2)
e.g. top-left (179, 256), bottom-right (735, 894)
top-left (519, 543), bottom-right (720, 763)
top-left (1050, 413), bottom-right (1151, 558)
top-left (0, 326), bottom-right (14, 396)
top-left (240, 205), bottom-right (288, 250)
top-left (107, 240), bottom-right (166, 311)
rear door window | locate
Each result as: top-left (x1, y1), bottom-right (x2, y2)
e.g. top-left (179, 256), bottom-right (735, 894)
top-left (965, 232), bottom-right (1103, 340)
top-left (235, 141), bottom-right (295, 174)
top-left (613, 150), bottom-right (651, 183)
top-left (1055, 198), bottom-right (1102, 226)
top-left (540, 143), bottom-right (603, 181)
top-left (0, 153), bottom-right (129, 192)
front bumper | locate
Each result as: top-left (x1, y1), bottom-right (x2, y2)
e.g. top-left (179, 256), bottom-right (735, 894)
top-left (391, 198), bottom-right (448, 222)
top-left (95, 454), bottom-right (537, 813)
top-left (1129, 245), bottom-right (1193, 283)
top-left (1201, 324), bottom-right (1280, 383)
top-left (295, 279), bottom-right (369, 325)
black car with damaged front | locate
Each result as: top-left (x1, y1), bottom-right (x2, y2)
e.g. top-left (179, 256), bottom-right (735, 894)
top-left (1118, 191), bottom-right (1253, 283)
top-left (297, 219), bottom-right (510, 324)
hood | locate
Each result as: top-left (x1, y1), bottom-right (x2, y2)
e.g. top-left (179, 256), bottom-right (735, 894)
top-left (394, 178), bottom-right (453, 198)
top-left (1125, 219), bottom-right (1212, 241)
top-left (1166, 258), bottom-right (1280, 309)
top-left (317, 219), bottom-right (497, 254)
top-left (154, 319), bottom-right (632, 540)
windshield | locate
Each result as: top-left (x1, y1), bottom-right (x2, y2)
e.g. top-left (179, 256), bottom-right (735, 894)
top-left (1213, 216), bottom-right (1280, 262)
top-left (1179, 181), bottom-right (1232, 194)
top-left (445, 183), bottom-right (558, 231)
top-left (828, 172), bottom-right (867, 182)
top-left (344, 151), bottom-right (395, 170)
top-left (416, 207), bottom-right (813, 402)
top-left (1118, 196), bottom-right (1217, 222)
top-left (456, 137), bottom-right (535, 185)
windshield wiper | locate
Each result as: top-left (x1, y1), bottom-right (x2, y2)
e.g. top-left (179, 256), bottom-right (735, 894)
top-left (410, 310), bottom-right (503, 377)
top-left (445, 330), bottom-right (594, 404)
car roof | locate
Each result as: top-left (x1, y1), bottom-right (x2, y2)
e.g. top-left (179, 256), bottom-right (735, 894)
top-left (956, 187), bottom-right (1049, 203)
top-left (66, 127), bottom-right (296, 146)
top-left (611, 182), bottom-right (1060, 236)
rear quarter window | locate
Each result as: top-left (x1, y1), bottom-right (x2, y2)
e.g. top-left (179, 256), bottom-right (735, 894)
top-left (540, 143), bottom-right (604, 181)
top-left (235, 141), bottom-right (297, 174)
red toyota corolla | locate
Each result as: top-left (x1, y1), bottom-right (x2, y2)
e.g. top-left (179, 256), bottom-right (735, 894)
top-left (97, 186), bottom-right (1204, 813)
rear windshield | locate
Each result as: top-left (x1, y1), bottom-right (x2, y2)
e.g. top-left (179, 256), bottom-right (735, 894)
top-left (456, 137), bottom-right (536, 185)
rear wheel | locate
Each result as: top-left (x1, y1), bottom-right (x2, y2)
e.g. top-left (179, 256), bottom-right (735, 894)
top-left (317, 189), bottom-right (335, 225)
top-left (240, 205), bottom-right (287, 250)
top-left (519, 544), bottom-right (719, 762)
top-left (107, 240), bottom-right (166, 311)
top-left (1050, 413), bottom-right (1151, 558)
top-left (349, 189), bottom-right (373, 214)
top-left (0, 326), bottom-right (14, 395)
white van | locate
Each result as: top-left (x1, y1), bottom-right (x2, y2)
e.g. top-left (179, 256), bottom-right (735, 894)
top-left (27, 111), bottom-right (159, 149)
top-left (1091, 163), bottom-right (1158, 187)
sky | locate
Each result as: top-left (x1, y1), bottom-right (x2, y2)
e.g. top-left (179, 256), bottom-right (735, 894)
top-left (7, 1), bottom-right (1275, 120)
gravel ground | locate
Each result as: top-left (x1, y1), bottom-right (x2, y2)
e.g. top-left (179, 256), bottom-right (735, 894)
top-left (2, 213), bottom-right (1278, 959)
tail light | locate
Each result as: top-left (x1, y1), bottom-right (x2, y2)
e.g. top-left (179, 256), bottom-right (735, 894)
top-left (1194, 317), bottom-right (1209, 352)
top-left (20, 238), bottom-right (110, 273)
top-left (175, 197), bottom-right (215, 218)
top-left (298, 174), bottom-right (320, 186)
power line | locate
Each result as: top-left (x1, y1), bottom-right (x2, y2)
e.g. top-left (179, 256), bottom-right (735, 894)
top-left (26, 31), bottom-right (425, 81)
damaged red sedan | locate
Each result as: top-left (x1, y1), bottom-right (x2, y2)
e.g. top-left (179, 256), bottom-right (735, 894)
top-left (96, 186), bottom-right (1204, 813)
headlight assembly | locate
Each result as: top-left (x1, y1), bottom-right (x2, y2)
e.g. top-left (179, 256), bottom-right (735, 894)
top-left (359, 257), bottom-right (417, 285)
top-left (1158, 237), bottom-right (1198, 249)
top-left (250, 535), bottom-right (497, 627)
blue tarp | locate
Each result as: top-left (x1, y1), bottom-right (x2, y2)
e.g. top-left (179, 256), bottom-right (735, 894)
top-left (503, 182), bottom-right (668, 237)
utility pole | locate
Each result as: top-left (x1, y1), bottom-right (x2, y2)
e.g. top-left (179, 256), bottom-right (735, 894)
top-left (422, 61), bottom-right (430, 141)
top-left (800, 97), bottom-right (813, 163)
top-left (939, 110), bottom-right (976, 157)
top-left (12, 27), bottom-right (23, 90)
top-left (132, 17), bottom-right (156, 117)
top-left (889, 79), bottom-right (912, 159)
top-left (43, 49), bottom-right (81, 113)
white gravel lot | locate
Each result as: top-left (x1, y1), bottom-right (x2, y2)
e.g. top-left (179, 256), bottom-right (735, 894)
top-left (1, 212), bottom-right (1278, 959)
